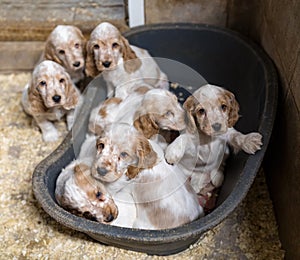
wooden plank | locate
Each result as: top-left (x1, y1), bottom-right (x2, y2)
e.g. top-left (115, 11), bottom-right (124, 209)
top-left (0, 1), bottom-right (126, 41)
top-left (0, 41), bottom-right (44, 71)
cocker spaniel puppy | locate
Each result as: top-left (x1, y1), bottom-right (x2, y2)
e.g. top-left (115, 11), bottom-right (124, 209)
top-left (89, 88), bottom-right (185, 147)
top-left (42, 25), bottom-right (86, 83)
top-left (55, 133), bottom-right (136, 228)
top-left (55, 160), bottom-right (118, 223)
top-left (21, 60), bottom-right (81, 142)
top-left (91, 124), bottom-right (203, 230)
top-left (165, 84), bottom-right (263, 210)
top-left (85, 22), bottom-right (169, 98)
top-left (91, 124), bottom-right (203, 229)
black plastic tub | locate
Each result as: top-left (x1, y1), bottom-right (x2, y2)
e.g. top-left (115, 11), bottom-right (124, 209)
top-left (32, 23), bottom-right (278, 255)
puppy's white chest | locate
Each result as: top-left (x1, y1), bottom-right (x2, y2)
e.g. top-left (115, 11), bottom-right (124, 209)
top-left (197, 138), bottom-right (227, 166)
top-left (48, 107), bottom-right (66, 121)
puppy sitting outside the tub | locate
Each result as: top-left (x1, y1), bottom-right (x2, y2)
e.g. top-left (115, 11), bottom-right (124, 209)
top-left (165, 84), bottom-right (263, 210)
top-left (42, 25), bottom-right (86, 84)
top-left (22, 60), bottom-right (82, 142)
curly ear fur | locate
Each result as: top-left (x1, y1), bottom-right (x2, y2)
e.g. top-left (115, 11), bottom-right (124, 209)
top-left (133, 114), bottom-right (159, 139)
top-left (74, 163), bottom-right (107, 200)
top-left (126, 136), bottom-right (157, 179)
top-left (126, 165), bottom-right (141, 179)
top-left (224, 90), bottom-right (240, 127)
top-left (74, 163), bottom-right (96, 194)
top-left (63, 74), bottom-right (79, 110)
top-left (183, 95), bottom-right (199, 133)
top-left (121, 36), bottom-right (142, 73)
top-left (44, 41), bottom-right (62, 65)
top-left (28, 81), bottom-right (47, 114)
top-left (85, 41), bottom-right (100, 77)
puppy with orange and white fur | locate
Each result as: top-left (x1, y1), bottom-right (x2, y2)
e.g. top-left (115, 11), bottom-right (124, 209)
top-left (55, 132), bottom-right (135, 228)
top-left (42, 25), bottom-right (86, 83)
top-left (88, 88), bottom-right (185, 145)
top-left (85, 22), bottom-right (169, 98)
top-left (55, 160), bottom-right (118, 223)
top-left (91, 124), bottom-right (204, 230)
top-left (165, 84), bottom-right (263, 209)
top-left (22, 60), bottom-right (81, 142)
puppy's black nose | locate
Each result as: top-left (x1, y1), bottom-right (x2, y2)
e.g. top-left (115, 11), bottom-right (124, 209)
top-left (52, 95), bottom-right (61, 103)
top-left (102, 61), bottom-right (111, 68)
top-left (105, 213), bottom-right (115, 223)
top-left (212, 123), bottom-right (222, 132)
top-left (97, 167), bottom-right (108, 176)
top-left (73, 61), bottom-right (81, 67)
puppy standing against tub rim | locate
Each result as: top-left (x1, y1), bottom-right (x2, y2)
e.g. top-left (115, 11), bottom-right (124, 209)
top-left (165, 84), bottom-right (263, 211)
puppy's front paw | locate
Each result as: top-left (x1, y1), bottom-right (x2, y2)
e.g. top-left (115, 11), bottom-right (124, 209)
top-left (43, 129), bottom-right (59, 142)
top-left (242, 132), bottom-right (263, 154)
top-left (165, 144), bottom-right (184, 165)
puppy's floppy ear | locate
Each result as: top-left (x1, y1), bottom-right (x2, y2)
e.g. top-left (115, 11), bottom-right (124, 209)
top-left (28, 80), bottom-right (47, 114)
top-left (183, 95), bottom-right (198, 133)
top-left (63, 73), bottom-right (79, 110)
top-left (136, 136), bottom-right (157, 168)
top-left (126, 165), bottom-right (140, 179)
top-left (44, 41), bottom-right (62, 65)
top-left (224, 90), bottom-right (240, 127)
top-left (85, 41), bottom-right (99, 77)
top-left (120, 36), bottom-right (142, 73)
top-left (133, 113), bottom-right (159, 139)
top-left (126, 136), bottom-right (157, 179)
top-left (74, 163), bottom-right (103, 199)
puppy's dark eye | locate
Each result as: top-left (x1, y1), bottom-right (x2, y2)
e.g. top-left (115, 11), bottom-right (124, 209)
top-left (39, 81), bottom-right (46, 87)
top-left (221, 104), bottom-right (227, 112)
top-left (94, 44), bottom-right (100, 50)
top-left (74, 43), bottom-right (80, 48)
top-left (59, 78), bottom-right (65, 83)
top-left (120, 152), bottom-right (129, 159)
top-left (59, 49), bottom-right (65, 55)
top-left (198, 108), bottom-right (206, 115)
top-left (112, 42), bottom-right (119, 49)
top-left (165, 111), bottom-right (174, 117)
top-left (96, 191), bottom-right (104, 201)
top-left (96, 142), bottom-right (105, 151)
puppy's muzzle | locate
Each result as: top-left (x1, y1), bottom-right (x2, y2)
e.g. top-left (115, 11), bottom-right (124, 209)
top-left (102, 61), bottom-right (111, 68)
top-left (97, 167), bottom-right (108, 176)
top-left (52, 95), bottom-right (61, 103)
top-left (104, 213), bottom-right (115, 223)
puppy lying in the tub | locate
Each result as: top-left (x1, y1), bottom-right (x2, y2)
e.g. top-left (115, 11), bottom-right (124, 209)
top-left (21, 60), bottom-right (82, 142)
top-left (85, 22), bottom-right (169, 98)
top-left (90, 123), bottom-right (204, 229)
top-left (55, 160), bottom-right (118, 223)
top-left (165, 84), bottom-right (263, 211)
top-left (56, 133), bottom-right (136, 228)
